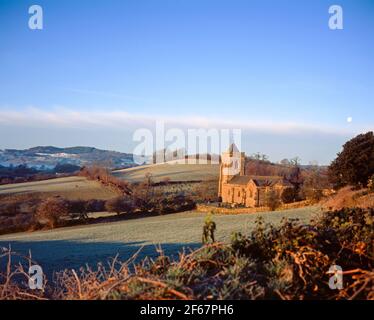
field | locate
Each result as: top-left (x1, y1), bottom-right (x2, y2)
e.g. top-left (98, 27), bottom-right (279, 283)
top-left (113, 163), bottom-right (219, 183)
top-left (0, 176), bottom-right (118, 201)
top-left (0, 206), bottom-right (320, 277)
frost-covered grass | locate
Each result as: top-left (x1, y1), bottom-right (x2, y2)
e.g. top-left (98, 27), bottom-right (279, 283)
top-left (0, 206), bottom-right (320, 277)
top-left (113, 163), bottom-right (219, 182)
top-left (0, 176), bottom-right (117, 200)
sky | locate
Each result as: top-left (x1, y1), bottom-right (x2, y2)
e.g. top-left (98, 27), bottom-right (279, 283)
top-left (0, 0), bottom-right (373, 164)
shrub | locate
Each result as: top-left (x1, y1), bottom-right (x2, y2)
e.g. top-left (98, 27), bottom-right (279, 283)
top-left (202, 214), bottom-right (216, 244)
top-left (36, 197), bottom-right (69, 228)
top-left (79, 166), bottom-right (132, 195)
top-left (281, 187), bottom-right (298, 204)
top-left (85, 199), bottom-right (105, 212)
top-left (105, 197), bottom-right (132, 215)
top-left (68, 199), bottom-right (89, 220)
top-left (265, 190), bottom-right (281, 211)
top-left (0, 202), bottom-right (20, 217)
top-left (301, 187), bottom-right (324, 203)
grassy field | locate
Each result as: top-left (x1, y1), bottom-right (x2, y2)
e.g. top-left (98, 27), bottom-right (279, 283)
top-left (0, 176), bottom-right (118, 200)
top-left (113, 163), bottom-right (219, 183)
top-left (0, 206), bottom-right (321, 277)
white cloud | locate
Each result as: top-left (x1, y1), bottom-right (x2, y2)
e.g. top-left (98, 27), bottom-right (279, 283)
top-left (0, 106), bottom-right (366, 136)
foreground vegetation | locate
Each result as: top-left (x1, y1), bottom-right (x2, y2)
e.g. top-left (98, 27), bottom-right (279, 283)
top-left (0, 207), bottom-right (372, 300)
top-left (0, 207), bottom-right (318, 275)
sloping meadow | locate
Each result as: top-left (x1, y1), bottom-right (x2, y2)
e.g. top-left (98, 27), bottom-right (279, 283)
top-left (0, 207), bottom-right (373, 300)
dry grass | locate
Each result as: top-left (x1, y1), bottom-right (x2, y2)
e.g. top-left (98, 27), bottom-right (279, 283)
top-left (0, 176), bottom-right (119, 201)
top-left (321, 186), bottom-right (374, 210)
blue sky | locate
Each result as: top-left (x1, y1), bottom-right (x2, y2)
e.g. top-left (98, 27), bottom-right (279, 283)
top-left (0, 0), bottom-right (373, 164)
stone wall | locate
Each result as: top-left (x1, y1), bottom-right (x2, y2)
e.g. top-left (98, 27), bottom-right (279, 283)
top-left (196, 200), bottom-right (311, 215)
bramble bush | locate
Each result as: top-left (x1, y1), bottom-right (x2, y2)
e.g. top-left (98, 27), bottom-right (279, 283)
top-left (1, 207), bottom-right (372, 300)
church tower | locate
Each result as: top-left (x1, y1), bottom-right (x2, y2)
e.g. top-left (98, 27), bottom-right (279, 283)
top-left (218, 143), bottom-right (245, 197)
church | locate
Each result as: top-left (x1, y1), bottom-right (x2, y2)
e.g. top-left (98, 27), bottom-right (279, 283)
top-left (218, 144), bottom-right (291, 207)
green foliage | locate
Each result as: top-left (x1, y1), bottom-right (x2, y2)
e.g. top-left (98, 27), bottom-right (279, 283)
top-left (328, 131), bottom-right (374, 188)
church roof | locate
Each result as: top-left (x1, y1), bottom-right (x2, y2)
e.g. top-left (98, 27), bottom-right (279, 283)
top-left (227, 175), bottom-right (292, 187)
top-left (227, 176), bottom-right (251, 185)
top-left (250, 176), bottom-right (292, 187)
top-left (227, 143), bottom-right (239, 153)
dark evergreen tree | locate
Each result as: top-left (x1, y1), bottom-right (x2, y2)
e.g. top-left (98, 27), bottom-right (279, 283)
top-left (328, 132), bottom-right (374, 188)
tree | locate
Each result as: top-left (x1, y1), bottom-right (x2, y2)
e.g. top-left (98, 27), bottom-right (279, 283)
top-left (85, 199), bottom-right (105, 212)
top-left (300, 166), bottom-right (330, 202)
top-left (290, 156), bottom-right (301, 166)
top-left (36, 197), bottom-right (69, 228)
top-left (280, 158), bottom-right (291, 166)
top-left (105, 196), bottom-right (132, 215)
top-left (68, 199), bottom-right (89, 220)
top-left (54, 163), bottom-right (81, 174)
top-left (328, 132), bottom-right (374, 188)
top-left (265, 189), bottom-right (281, 211)
top-left (301, 188), bottom-right (324, 203)
top-left (281, 187), bottom-right (298, 204)
top-left (0, 202), bottom-right (20, 217)
top-left (287, 165), bottom-right (303, 191)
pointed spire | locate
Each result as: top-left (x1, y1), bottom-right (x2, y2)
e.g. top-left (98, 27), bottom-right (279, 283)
top-left (227, 143), bottom-right (239, 153)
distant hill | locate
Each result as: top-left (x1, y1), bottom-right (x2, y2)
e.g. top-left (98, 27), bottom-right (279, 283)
top-left (0, 146), bottom-right (135, 170)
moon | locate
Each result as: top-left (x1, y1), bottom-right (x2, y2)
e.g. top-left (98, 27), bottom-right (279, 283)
top-left (346, 117), bottom-right (353, 123)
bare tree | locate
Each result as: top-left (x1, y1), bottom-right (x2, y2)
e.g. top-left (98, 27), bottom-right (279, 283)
top-left (36, 197), bottom-right (69, 228)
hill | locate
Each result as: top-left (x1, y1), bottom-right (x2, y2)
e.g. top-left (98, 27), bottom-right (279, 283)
top-left (0, 146), bottom-right (135, 170)
top-left (0, 176), bottom-right (118, 201)
top-left (113, 162), bottom-right (220, 183)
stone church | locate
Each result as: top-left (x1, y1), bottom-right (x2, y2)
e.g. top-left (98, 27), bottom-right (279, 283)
top-left (218, 144), bottom-right (291, 207)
